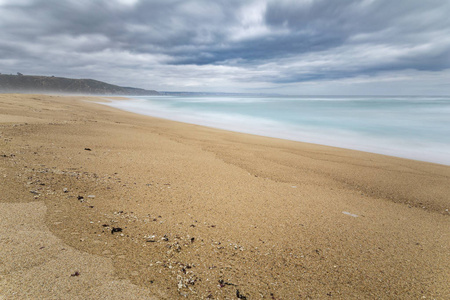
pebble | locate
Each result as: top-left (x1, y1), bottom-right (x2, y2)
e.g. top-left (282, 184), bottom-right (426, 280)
top-left (342, 211), bottom-right (358, 218)
top-left (111, 227), bottom-right (123, 234)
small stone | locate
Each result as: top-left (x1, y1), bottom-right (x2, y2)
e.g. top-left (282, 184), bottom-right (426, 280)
top-left (63, 188), bottom-right (68, 193)
top-left (177, 280), bottom-right (183, 289)
top-left (70, 271), bottom-right (80, 277)
top-left (111, 227), bottom-right (123, 234)
top-left (342, 211), bottom-right (358, 218)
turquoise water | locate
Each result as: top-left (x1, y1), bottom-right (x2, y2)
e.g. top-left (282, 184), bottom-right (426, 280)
top-left (104, 95), bottom-right (450, 165)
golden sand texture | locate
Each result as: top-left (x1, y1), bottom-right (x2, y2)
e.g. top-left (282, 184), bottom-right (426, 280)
top-left (0, 201), bottom-right (158, 299)
top-left (0, 94), bottom-right (449, 299)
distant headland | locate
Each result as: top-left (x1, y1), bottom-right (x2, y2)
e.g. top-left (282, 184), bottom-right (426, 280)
top-left (0, 73), bottom-right (159, 96)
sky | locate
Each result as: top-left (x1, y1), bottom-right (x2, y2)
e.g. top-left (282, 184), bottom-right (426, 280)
top-left (1, 0), bottom-right (450, 95)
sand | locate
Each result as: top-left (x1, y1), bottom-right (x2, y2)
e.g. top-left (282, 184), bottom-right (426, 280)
top-left (0, 93), bottom-right (449, 299)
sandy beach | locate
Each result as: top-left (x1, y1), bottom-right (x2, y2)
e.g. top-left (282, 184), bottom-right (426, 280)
top-left (1, 94), bottom-right (449, 299)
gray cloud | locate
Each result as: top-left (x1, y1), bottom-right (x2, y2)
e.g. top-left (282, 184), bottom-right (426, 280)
top-left (0, 0), bottom-right (449, 94)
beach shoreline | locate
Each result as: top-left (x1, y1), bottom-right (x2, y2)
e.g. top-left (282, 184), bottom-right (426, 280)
top-left (1, 94), bottom-right (449, 299)
top-left (101, 95), bottom-right (450, 166)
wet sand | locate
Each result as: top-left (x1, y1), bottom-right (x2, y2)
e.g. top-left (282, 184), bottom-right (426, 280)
top-left (1, 94), bottom-right (449, 299)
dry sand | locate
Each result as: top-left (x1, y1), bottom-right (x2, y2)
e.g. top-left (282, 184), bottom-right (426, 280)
top-left (0, 94), bottom-right (449, 299)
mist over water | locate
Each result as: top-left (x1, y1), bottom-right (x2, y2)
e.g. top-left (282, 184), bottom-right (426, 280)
top-left (104, 95), bottom-right (450, 165)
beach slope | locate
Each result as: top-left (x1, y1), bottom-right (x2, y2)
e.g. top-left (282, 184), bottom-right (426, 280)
top-left (0, 94), bottom-right (449, 299)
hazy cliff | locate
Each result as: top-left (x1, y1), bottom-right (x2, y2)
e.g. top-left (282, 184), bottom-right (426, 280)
top-left (0, 74), bottom-right (159, 95)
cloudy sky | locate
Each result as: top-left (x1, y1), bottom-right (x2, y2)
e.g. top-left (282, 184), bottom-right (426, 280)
top-left (1, 0), bottom-right (449, 95)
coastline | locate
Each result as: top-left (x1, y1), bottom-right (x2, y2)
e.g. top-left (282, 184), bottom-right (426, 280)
top-left (1, 94), bottom-right (449, 298)
top-left (102, 95), bottom-right (450, 166)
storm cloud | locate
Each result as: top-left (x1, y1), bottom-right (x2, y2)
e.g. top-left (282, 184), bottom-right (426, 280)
top-left (1, 0), bottom-right (449, 94)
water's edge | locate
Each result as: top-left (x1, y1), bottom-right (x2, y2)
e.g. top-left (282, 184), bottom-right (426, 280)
top-left (101, 95), bottom-right (450, 166)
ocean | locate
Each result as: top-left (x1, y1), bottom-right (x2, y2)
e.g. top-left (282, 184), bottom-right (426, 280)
top-left (104, 95), bottom-right (450, 166)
